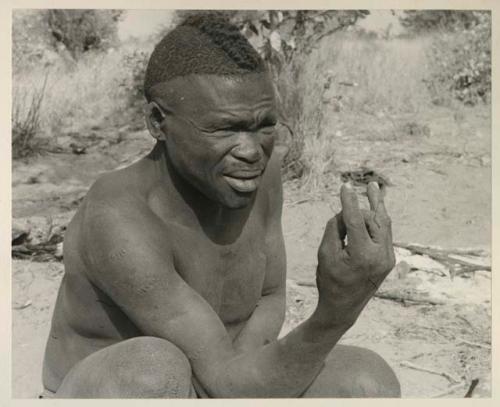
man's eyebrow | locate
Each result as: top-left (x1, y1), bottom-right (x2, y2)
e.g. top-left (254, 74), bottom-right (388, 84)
top-left (204, 108), bottom-right (278, 129)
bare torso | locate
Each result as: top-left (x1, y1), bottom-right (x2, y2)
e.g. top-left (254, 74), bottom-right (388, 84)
top-left (43, 150), bottom-right (277, 392)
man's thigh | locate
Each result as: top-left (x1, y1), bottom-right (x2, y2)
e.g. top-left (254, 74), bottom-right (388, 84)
top-left (53, 336), bottom-right (197, 398)
top-left (301, 344), bottom-right (401, 398)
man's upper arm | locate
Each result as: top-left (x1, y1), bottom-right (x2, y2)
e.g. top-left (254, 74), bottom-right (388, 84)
top-left (82, 198), bottom-right (235, 383)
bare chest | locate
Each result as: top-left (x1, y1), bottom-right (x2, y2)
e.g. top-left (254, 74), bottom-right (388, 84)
top-left (172, 226), bottom-right (267, 325)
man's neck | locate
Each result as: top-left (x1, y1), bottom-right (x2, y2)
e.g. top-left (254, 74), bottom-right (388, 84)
top-left (147, 142), bottom-right (253, 245)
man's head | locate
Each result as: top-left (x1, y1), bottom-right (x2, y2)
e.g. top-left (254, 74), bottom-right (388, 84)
top-left (144, 13), bottom-right (267, 100)
top-left (144, 13), bottom-right (278, 209)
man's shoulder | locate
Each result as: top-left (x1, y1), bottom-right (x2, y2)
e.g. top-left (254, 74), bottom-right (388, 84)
top-left (85, 162), bottom-right (151, 211)
top-left (78, 171), bottom-right (175, 271)
top-left (87, 167), bottom-right (135, 202)
top-left (79, 168), bottom-right (157, 238)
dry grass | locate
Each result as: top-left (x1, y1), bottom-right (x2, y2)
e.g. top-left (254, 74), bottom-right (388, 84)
top-left (283, 33), bottom-right (434, 194)
top-left (324, 34), bottom-right (433, 114)
top-left (12, 75), bottom-right (47, 159)
top-left (12, 48), bottom-right (136, 156)
top-left (13, 31), bottom-right (435, 192)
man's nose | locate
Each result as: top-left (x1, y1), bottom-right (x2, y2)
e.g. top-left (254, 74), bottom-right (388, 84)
top-left (231, 134), bottom-right (263, 163)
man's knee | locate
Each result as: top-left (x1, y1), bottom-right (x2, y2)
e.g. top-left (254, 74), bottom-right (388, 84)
top-left (57, 336), bottom-right (193, 398)
top-left (304, 345), bottom-right (401, 398)
top-left (350, 366), bottom-right (401, 398)
top-left (121, 336), bottom-right (193, 398)
top-left (338, 346), bottom-right (400, 397)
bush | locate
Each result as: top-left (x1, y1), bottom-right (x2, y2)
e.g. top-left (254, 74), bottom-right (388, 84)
top-left (47, 10), bottom-right (123, 58)
top-left (119, 48), bottom-right (150, 112)
top-left (12, 10), bottom-right (56, 73)
top-left (400, 10), bottom-right (481, 34)
top-left (426, 12), bottom-right (491, 105)
top-left (12, 9), bottom-right (130, 159)
top-left (13, 9), bottom-right (123, 73)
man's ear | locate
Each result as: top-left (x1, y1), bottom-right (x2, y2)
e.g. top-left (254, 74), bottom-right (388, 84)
top-left (144, 102), bottom-right (166, 141)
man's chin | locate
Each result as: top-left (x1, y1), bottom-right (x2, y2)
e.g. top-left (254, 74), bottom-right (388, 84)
top-left (220, 189), bottom-right (256, 209)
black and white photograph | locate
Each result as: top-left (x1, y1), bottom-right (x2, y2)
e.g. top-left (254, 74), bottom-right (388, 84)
top-left (7, 4), bottom-right (494, 400)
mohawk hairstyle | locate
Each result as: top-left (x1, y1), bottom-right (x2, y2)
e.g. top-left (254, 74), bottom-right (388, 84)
top-left (144, 12), bottom-right (266, 101)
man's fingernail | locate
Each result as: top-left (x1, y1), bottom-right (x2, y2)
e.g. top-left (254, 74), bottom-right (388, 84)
top-left (344, 182), bottom-right (352, 189)
top-left (370, 181), bottom-right (379, 189)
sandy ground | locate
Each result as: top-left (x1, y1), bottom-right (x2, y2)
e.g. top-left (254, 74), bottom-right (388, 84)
top-left (11, 104), bottom-right (491, 398)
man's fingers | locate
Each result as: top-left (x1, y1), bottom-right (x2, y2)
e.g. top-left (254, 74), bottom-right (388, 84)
top-left (340, 183), bottom-right (369, 245)
top-left (321, 214), bottom-right (347, 254)
top-left (367, 182), bottom-right (391, 229)
top-left (367, 181), bottom-right (388, 214)
top-left (367, 182), bottom-right (381, 211)
top-left (362, 210), bottom-right (387, 244)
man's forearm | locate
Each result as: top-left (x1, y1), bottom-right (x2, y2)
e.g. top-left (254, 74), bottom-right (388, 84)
top-left (232, 290), bottom-right (286, 353)
top-left (208, 306), bottom-right (350, 398)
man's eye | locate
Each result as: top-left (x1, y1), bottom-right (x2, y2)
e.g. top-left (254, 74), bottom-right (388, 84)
top-left (204, 129), bottom-right (235, 138)
top-left (258, 125), bottom-right (276, 135)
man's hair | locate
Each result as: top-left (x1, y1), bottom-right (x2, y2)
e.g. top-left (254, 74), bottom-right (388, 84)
top-left (144, 13), bottom-right (266, 101)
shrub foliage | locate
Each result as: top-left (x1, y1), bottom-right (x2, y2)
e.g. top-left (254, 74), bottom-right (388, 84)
top-left (401, 10), bottom-right (491, 105)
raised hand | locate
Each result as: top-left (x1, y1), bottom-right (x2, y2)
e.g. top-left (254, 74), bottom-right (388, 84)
top-left (315, 182), bottom-right (396, 328)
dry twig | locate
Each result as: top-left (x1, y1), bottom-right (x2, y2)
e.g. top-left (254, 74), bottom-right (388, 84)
top-left (284, 198), bottom-right (312, 208)
top-left (400, 360), bottom-right (461, 384)
top-left (458, 338), bottom-right (491, 350)
top-left (464, 378), bottom-right (480, 398)
top-left (429, 382), bottom-right (467, 398)
top-left (394, 242), bottom-right (490, 273)
top-left (295, 279), bottom-right (315, 287)
top-left (295, 279), bottom-right (445, 306)
top-left (374, 291), bottom-right (445, 306)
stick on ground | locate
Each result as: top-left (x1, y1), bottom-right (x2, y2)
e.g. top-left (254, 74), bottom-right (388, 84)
top-left (400, 360), bottom-right (461, 384)
top-left (458, 338), bottom-right (491, 350)
top-left (429, 382), bottom-right (467, 398)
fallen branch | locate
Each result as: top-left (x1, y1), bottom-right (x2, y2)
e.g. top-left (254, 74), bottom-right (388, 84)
top-left (284, 198), bottom-right (312, 207)
top-left (394, 242), bottom-right (491, 272)
top-left (295, 279), bottom-right (445, 306)
top-left (458, 338), bottom-right (491, 350)
top-left (13, 300), bottom-right (32, 310)
top-left (400, 360), bottom-right (461, 384)
top-left (374, 291), bottom-right (445, 306)
top-left (295, 279), bottom-right (315, 287)
top-left (429, 382), bottom-right (467, 398)
top-left (464, 378), bottom-right (480, 398)
top-left (12, 242), bottom-right (61, 262)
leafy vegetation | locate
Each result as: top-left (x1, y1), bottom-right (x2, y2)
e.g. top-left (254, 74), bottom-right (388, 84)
top-left (399, 10), bottom-right (482, 33)
top-left (398, 10), bottom-right (491, 106)
top-left (426, 12), bottom-right (491, 105)
top-left (46, 10), bottom-right (124, 58)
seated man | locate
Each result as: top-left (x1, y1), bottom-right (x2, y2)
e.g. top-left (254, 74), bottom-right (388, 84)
top-left (42, 14), bottom-right (401, 398)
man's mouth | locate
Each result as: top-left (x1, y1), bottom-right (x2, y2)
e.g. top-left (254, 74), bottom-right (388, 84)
top-left (223, 170), bottom-right (262, 193)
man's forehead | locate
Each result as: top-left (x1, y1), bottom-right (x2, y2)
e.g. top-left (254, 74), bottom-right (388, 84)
top-left (149, 73), bottom-right (276, 113)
